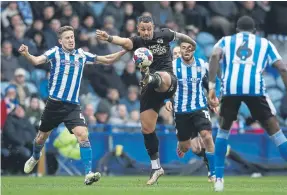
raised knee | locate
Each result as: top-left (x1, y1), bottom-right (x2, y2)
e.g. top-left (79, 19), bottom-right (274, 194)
top-left (141, 126), bottom-right (155, 134)
top-left (200, 130), bottom-right (212, 140)
top-left (74, 129), bottom-right (88, 142)
top-left (156, 72), bottom-right (170, 86)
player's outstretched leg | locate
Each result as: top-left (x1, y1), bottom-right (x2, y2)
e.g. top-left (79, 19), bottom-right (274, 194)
top-left (141, 110), bottom-right (164, 185)
top-left (199, 130), bottom-right (215, 182)
top-left (73, 126), bottom-right (101, 185)
top-left (24, 131), bottom-right (51, 174)
top-left (262, 116), bottom-right (287, 161)
top-left (214, 117), bottom-right (233, 192)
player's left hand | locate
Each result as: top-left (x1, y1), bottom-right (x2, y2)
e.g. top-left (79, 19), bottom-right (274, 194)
top-left (208, 89), bottom-right (219, 108)
top-left (165, 101), bottom-right (173, 112)
top-left (96, 30), bottom-right (109, 41)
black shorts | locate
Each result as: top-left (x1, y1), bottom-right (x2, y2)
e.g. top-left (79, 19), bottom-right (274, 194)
top-left (140, 72), bottom-right (177, 113)
top-left (39, 98), bottom-right (87, 133)
top-left (220, 96), bottom-right (276, 122)
top-left (175, 108), bottom-right (212, 141)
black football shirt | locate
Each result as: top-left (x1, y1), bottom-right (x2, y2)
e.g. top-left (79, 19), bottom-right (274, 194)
top-left (129, 28), bottom-right (175, 74)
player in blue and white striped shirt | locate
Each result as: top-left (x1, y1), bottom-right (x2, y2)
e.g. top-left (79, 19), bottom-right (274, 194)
top-left (165, 41), bottom-right (216, 181)
top-left (18, 26), bottom-right (127, 185)
top-left (208, 16), bottom-right (287, 192)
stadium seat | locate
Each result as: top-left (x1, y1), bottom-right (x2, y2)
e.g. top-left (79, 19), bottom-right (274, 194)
top-left (26, 82), bottom-right (38, 94)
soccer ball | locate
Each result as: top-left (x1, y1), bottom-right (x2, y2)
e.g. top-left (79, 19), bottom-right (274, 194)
top-left (133, 47), bottom-right (153, 68)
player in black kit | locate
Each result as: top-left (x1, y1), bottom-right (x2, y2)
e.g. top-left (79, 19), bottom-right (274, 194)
top-left (96, 16), bottom-right (196, 185)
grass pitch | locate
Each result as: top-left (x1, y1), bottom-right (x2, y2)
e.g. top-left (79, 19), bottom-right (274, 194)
top-left (2, 176), bottom-right (287, 195)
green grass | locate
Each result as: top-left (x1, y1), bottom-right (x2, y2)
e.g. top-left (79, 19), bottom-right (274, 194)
top-left (2, 176), bottom-right (287, 195)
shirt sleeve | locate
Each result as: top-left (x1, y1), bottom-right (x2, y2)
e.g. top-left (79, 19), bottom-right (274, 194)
top-left (161, 28), bottom-right (176, 42)
top-left (43, 46), bottom-right (57, 62)
top-left (129, 36), bottom-right (141, 51)
top-left (213, 37), bottom-right (225, 50)
top-left (83, 51), bottom-right (97, 64)
top-left (267, 41), bottom-right (282, 66)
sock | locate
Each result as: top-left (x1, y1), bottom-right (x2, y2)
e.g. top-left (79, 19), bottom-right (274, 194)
top-left (80, 141), bottom-right (92, 175)
top-left (215, 129), bottom-right (230, 178)
top-left (149, 73), bottom-right (162, 89)
top-left (270, 130), bottom-right (287, 161)
top-left (33, 139), bottom-right (44, 160)
top-left (205, 152), bottom-right (215, 176)
top-left (194, 149), bottom-right (210, 172)
top-left (143, 132), bottom-right (161, 169)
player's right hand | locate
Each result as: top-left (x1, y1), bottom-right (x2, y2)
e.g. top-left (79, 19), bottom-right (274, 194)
top-left (208, 89), bottom-right (219, 108)
top-left (96, 30), bottom-right (109, 41)
top-left (18, 44), bottom-right (29, 56)
top-left (165, 101), bottom-right (173, 112)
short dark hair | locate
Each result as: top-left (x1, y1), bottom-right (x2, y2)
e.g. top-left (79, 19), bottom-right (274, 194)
top-left (137, 15), bottom-right (154, 25)
top-left (57, 25), bottom-right (74, 38)
top-left (236, 16), bottom-right (255, 32)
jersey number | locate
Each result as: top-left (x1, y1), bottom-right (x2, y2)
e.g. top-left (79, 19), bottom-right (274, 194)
top-left (236, 41), bottom-right (252, 61)
top-left (202, 110), bottom-right (211, 121)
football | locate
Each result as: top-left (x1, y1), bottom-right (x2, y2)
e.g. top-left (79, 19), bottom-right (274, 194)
top-left (133, 47), bottom-right (153, 68)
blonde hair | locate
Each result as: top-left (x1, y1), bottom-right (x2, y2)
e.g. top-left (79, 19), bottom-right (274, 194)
top-left (57, 25), bottom-right (74, 38)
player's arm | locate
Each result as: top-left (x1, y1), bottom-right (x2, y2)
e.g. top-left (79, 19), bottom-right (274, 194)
top-left (96, 30), bottom-right (133, 50)
top-left (273, 60), bottom-right (287, 90)
top-left (96, 50), bottom-right (128, 65)
top-left (267, 41), bottom-right (287, 90)
top-left (174, 32), bottom-right (196, 49)
top-left (18, 44), bottom-right (47, 66)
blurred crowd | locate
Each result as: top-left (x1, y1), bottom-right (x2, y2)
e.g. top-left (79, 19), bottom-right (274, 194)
top-left (1, 1), bottom-right (287, 140)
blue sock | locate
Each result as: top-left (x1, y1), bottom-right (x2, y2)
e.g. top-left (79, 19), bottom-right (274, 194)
top-left (270, 130), bottom-right (287, 161)
top-left (80, 141), bottom-right (92, 175)
top-left (215, 129), bottom-right (230, 178)
top-left (33, 139), bottom-right (44, 160)
top-left (205, 151), bottom-right (215, 176)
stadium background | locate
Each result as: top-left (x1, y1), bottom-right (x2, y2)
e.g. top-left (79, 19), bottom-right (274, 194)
top-left (1, 1), bottom-right (287, 177)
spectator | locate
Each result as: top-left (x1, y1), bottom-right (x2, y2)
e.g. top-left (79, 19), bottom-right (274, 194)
top-left (151, 2), bottom-right (174, 27)
top-left (120, 19), bottom-right (137, 38)
top-left (69, 15), bottom-right (81, 48)
top-left (183, 1), bottom-right (210, 32)
top-left (1, 41), bottom-right (20, 81)
top-left (32, 31), bottom-right (48, 56)
top-left (42, 6), bottom-right (56, 29)
top-left (109, 104), bottom-right (129, 132)
top-left (25, 95), bottom-right (43, 129)
top-left (60, 4), bottom-right (74, 26)
top-left (11, 68), bottom-right (31, 105)
top-left (43, 19), bottom-right (61, 49)
top-left (121, 60), bottom-right (140, 88)
top-left (2, 105), bottom-right (37, 174)
top-left (119, 86), bottom-right (140, 113)
top-left (102, 2), bottom-right (125, 30)
top-left (127, 110), bottom-right (141, 127)
top-left (8, 24), bottom-right (37, 57)
top-left (3, 85), bottom-right (19, 114)
top-left (83, 104), bottom-right (97, 126)
top-left (25, 19), bottom-right (44, 39)
top-left (173, 2), bottom-right (186, 31)
top-left (209, 1), bottom-right (238, 37)
top-left (102, 16), bottom-right (119, 36)
top-left (1, 2), bottom-right (19, 28)
top-left (123, 3), bottom-right (137, 24)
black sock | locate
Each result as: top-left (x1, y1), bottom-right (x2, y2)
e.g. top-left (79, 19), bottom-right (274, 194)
top-left (143, 132), bottom-right (160, 169)
top-left (149, 73), bottom-right (162, 89)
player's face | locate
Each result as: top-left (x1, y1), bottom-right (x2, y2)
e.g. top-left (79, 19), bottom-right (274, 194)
top-left (173, 46), bottom-right (181, 60)
top-left (59, 30), bottom-right (75, 51)
top-left (180, 42), bottom-right (195, 61)
top-left (137, 22), bottom-right (154, 40)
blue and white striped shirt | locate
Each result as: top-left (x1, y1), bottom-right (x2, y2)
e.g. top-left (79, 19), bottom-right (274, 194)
top-left (43, 46), bottom-right (96, 104)
top-left (173, 57), bottom-right (208, 113)
top-left (214, 32), bottom-right (282, 96)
